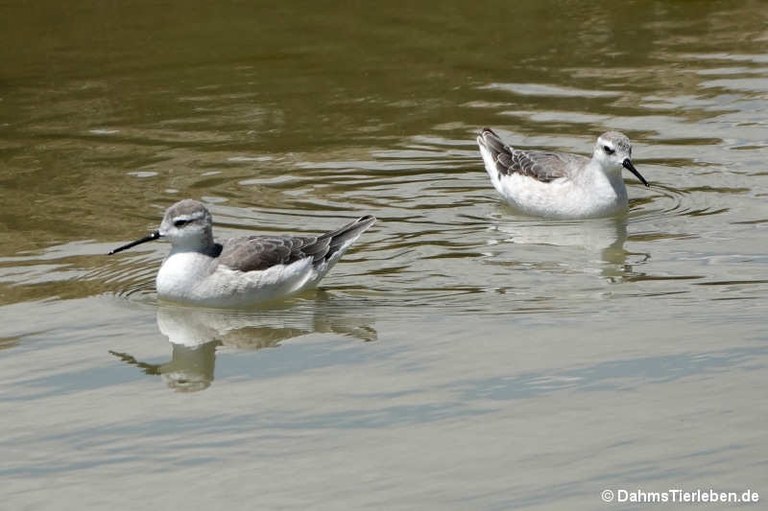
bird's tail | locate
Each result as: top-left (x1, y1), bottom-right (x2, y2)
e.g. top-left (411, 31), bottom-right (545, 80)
top-left (326, 215), bottom-right (376, 259)
top-left (301, 215), bottom-right (376, 279)
top-left (477, 128), bottom-right (508, 182)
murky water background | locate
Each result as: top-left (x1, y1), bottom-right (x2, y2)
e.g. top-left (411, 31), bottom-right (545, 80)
top-left (2, 1), bottom-right (766, 509)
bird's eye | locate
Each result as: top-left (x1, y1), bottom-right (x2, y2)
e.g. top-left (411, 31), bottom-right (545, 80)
top-left (173, 219), bottom-right (188, 228)
top-left (603, 145), bottom-right (615, 155)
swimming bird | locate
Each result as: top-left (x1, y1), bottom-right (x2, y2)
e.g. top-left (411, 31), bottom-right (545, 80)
top-left (477, 128), bottom-right (649, 218)
top-left (108, 199), bottom-right (376, 308)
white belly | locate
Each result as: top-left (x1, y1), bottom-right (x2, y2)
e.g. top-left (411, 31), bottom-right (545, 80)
top-left (156, 252), bottom-right (319, 308)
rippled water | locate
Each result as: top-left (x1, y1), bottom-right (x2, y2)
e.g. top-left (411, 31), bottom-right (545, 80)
top-left (2, 1), bottom-right (766, 509)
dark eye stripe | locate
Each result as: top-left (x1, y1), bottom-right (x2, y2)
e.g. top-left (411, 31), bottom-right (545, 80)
top-left (603, 145), bottom-right (615, 155)
top-left (173, 219), bottom-right (189, 227)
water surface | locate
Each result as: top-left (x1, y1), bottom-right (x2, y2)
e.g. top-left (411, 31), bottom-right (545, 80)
top-left (1, 1), bottom-right (766, 509)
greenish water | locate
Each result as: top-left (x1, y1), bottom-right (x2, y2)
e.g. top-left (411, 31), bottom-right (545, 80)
top-left (1, 1), bottom-right (766, 509)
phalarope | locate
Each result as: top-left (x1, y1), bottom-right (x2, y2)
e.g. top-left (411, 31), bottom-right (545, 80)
top-left (477, 128), bottom-right (649, 218)
top-left (108, 199), bottom-right (376, 308)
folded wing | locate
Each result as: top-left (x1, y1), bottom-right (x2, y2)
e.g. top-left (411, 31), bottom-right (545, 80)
top-left (217, 215), bottom-right (376, 273)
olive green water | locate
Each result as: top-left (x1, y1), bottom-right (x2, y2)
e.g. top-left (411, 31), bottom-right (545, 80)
top-left (1, 1), bottom-right (766, 509)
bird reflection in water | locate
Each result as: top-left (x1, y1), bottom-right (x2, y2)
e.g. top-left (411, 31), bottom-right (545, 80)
top-left (110, 291), bottom-right (377, 392)
top-left (486, 212), bottom-right (651, 283)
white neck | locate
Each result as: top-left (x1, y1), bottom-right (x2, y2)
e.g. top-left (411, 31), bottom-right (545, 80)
top-left (576, 160), bottom-right (628, 207)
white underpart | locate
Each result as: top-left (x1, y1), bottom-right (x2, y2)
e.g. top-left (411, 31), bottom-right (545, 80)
top-left (156, 250), bottom-right (318, 308)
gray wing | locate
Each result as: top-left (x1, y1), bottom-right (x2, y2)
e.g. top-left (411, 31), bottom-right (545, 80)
top-left (478, 128), bottom-right (587, 183)
top-left (217, 235), bottom-right (326, 272)
top-left (503, 150), bottom-right (586, 182)
top-left (216, 215), bottom-right (375, 273)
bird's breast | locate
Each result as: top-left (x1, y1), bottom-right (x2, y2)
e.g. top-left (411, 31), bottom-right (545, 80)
top-left (156, 251), bottom-right (216, 299)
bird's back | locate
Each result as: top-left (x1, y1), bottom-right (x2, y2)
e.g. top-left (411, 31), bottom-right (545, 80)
top-left (217, 215), bottom-right (375, 275)
top-left (478, 128), bottom-right (588, 183)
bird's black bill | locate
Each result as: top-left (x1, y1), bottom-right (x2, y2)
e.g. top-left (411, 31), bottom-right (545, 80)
top-left (622, 159), bottom-right (650, 188)
top-left (108, 231), bottom-right (161, 255)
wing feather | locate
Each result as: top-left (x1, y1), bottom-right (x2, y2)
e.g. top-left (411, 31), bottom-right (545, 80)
top-left (217, 235), bottom-right (322, 272)
top-left (478, 128), bottom-right (587, 183)
top-left (215, 215), bottom-right (375, 273)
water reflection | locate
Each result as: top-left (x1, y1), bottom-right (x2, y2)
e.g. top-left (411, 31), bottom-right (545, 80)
top-left (486, 211), bottom-right (651, 282)
top-left (492, 215), bottom-right (627, 253)
top-left (110, 292), bottom-right (377, 392)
